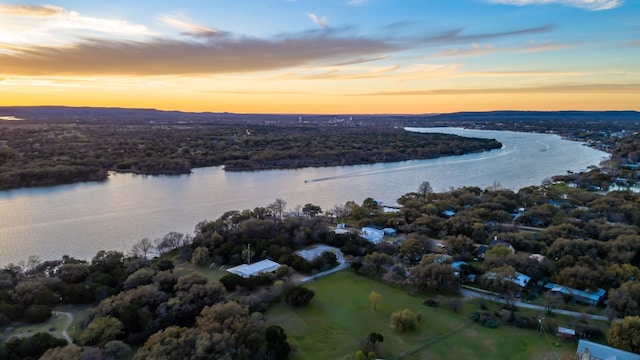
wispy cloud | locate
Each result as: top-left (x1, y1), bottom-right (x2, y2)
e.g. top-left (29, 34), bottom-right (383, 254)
top-left (414, 24), bottom-right (555, 46)
top-left (486, 0), bottom-right (623, 11)
top-left (347, 0), bottom-right (368, 6)
top-left (358, 83), bottom-right (640, 96)
top-left (0, 32), bottom-right (398, 76)
top-left (159, 14), bottom-right (220, 38)
top-left (0, 4), bottom-right (65, 16)
top-left (307, 13), bottom-right (328, 28)
top-left (430, 41), bottom-right (572, 57)
top-left (0, 4), bottom-right (560, 77)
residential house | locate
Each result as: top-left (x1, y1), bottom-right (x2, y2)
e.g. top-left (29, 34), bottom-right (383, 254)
top-left (489, 237), bottom-right (516, 254)
top-left (577, 339), bottom-right (640, 360)
top-left (545, 283), bottom-right (606, 306)
top-left (360, 227), bottom-right (384, 244)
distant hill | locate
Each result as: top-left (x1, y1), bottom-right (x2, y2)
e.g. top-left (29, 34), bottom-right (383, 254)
top-left (0, 106), bottom-right (639, 128)
top-left (429, 110), bottom-right (640, 122)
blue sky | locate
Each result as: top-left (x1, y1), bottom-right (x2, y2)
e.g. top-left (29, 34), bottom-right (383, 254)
top-left (0, 0), bottom-right (638, 113)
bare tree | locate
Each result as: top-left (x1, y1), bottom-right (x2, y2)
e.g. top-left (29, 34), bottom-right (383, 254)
top-left (130, 238), bottom-right (154, 260)
top-left (268, 198), bottom-right (287, 221)
top-left (330, 204), bottom-right (350, 223)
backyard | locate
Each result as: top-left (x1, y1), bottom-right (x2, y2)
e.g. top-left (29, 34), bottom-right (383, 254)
top-left (266, 270), bottom-right (589, 360)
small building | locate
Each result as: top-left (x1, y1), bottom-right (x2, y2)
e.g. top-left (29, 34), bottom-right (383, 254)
top-left (382, 227), bottom-right (397, 236)
top-left (513, 272), bottom-right (531, 288)
top-left (557, 327), bottom-right (575, 340)
top-left (451, 261), bottom-right (469, 279)
top-left (360, 227), bottom-right (384, 244)
top-left (442, 210), bottom-right (455, 218)
top-left (529, 254), bottom-right (547, 263)
top-left (577, 339), bottom-right (640, 360)
top-left (227, 259), bottom-right (281, 278)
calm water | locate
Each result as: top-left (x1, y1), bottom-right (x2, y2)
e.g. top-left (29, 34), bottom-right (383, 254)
top-left (0, 128), bottom-right (608, 265)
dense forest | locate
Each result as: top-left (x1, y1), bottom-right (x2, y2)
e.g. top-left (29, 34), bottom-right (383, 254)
top-left (0, 123), bottom-right (500, 190)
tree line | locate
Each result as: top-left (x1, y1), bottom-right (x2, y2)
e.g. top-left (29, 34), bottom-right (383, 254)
top-left (0, 123), bottom-right (500, 190)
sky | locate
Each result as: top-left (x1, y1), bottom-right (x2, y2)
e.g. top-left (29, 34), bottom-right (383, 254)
top-left (0, 0), bottom-right (638, 114)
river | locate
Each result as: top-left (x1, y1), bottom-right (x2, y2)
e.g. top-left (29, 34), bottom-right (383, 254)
top-left (0, 128), bottom-right (609, 265)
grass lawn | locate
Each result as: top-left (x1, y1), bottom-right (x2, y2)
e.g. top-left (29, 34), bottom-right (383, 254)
top-left (266, 270), bottom-right (582, 360)
top-left (1, 304), bottom-right (91, 343)
top-left (173, 260), bottom-right (228, 283)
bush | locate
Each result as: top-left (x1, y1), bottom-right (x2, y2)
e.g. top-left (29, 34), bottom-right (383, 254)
top-left (24, 305), bottom-right (52, 323)
top-left (0, 303), bottom-right (25, 321)
top-left (219, 273), bottom-right (243, 291)
top-left (470, 312), bottom-right (480, 322)
top-left (390, 309), bottom-right (418, 331)
top-left (4, 332), bottom-right (67, 359)
top-left (483, 318), bottom-right (499, 328)
top-left (284, 285), bottom-right (315, 307)
top-left (423, 298), bottom-right (439, 307)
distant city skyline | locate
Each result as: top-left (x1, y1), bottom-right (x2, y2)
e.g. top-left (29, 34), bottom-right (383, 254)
top-left (1, 0), bottom-right (638, 114)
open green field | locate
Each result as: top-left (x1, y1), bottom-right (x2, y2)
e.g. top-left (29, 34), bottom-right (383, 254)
top-left (266, 270), bottom-right (581, 360)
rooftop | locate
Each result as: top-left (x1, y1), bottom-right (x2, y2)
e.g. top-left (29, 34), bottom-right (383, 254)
top-left (227, 259), bottom-right (281, 278)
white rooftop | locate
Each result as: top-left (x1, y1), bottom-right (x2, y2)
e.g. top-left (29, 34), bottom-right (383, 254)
top-left (227, 259), bottom-right (280, 278)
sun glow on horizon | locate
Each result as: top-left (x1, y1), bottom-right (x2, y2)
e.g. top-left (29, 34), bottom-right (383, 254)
top-left (0, 1), bottom-right (638, 113)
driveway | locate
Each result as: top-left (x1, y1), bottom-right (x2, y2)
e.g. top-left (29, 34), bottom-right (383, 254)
top-left (298, 245), bottom-right (348, 283)
top-left (52, 311), bottom-right (74, 344)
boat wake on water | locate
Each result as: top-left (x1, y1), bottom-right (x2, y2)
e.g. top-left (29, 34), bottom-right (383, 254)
top-left (305, 145), bottom-right (516, 183)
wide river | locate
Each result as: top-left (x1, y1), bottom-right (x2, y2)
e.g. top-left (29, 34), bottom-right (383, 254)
top-left (0, 128), bottom-right (608, 266)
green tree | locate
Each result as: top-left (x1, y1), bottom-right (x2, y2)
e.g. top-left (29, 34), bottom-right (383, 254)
top-left (369, 291), bottom-right (382, 311)
top-left (390, 309), bottom-right (418, 331)
top-left (78, 315), bottom-right (124, 347)
top-left (608, 281), bottom-right (640, 317)
top-left (398, 237), bottom-right (425, 265)
top-left (40, 344), bottom-right (83, 360)
top-left (409, 256), bottom-right (459, 292)
top-left (134, 326), bottom-right (195, 360)
top-left (4, 332), bottom-right (67, 360)
top-left (302, 203), bottom-right (323, 218)
top-left (418, 181), bottom-right (433, 202)
top-left (264, 325), bottom-right (291, 360)
top-left (194, 301), bottom-right (264, 360)
top-left (608, 316), bottom-right (640, 354)
top-left (284, 285), bottom-right (315, 307)
top-left (103, 340), bottom-right (132, 360)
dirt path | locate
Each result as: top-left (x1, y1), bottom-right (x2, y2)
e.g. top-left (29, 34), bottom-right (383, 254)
top-left (52, 311), bottom-right (74, 344)
top-left (460, 287), bottom-right (609, 321)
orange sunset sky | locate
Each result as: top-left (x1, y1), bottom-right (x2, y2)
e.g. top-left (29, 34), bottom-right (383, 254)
top-left (1, 0), bottom-right (639, 114)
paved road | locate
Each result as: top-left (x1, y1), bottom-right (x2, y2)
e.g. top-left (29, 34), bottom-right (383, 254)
top-left (52, 311), bottom-right (74, 344)
top-left (460, 287), bottom-right (609, 321)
